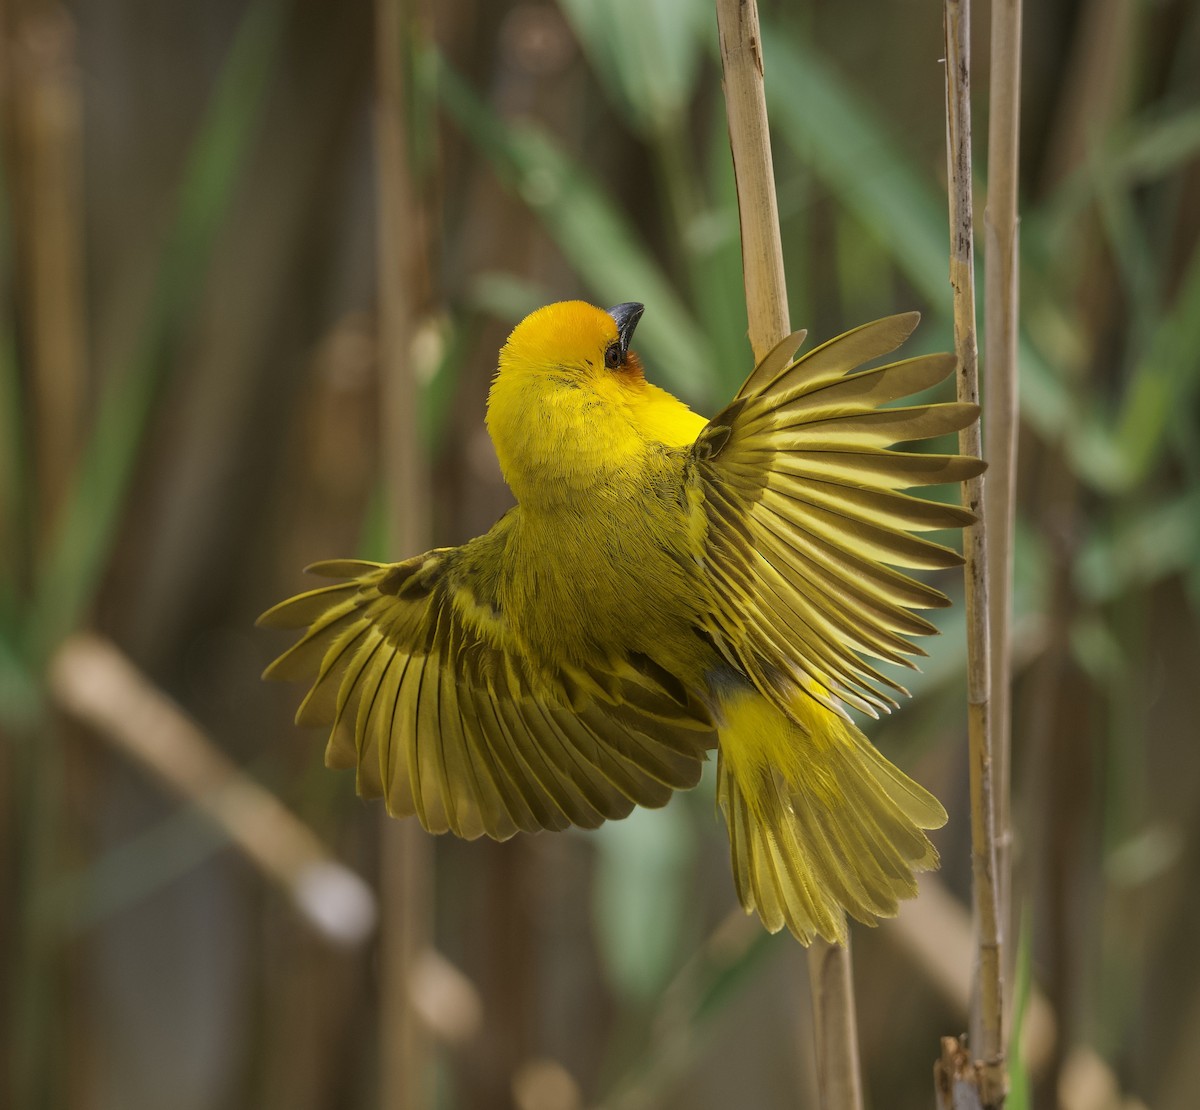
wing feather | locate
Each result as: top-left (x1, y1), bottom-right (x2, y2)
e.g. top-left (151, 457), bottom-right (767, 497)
top-left (375, 646), bottom-right (409, 809)
top-left (693, 314), bottom-right (983, 716)
top-left (772, 353), bottom-right (958, 414)
top-left (354, 636), bottom-right (393, 772)
top-left (262, 551), bottom-right (714, 839)
top-left (741, 313), bottom-right (918, 399)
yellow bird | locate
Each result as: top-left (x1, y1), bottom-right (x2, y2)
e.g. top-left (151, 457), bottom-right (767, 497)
top-left (260, 301), bottom-right (983, 944)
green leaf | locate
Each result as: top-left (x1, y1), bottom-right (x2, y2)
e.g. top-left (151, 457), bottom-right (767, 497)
top-left (1040, 106), bottom-right (1200, 228)
top-left (1075, 488), bottom-right (1200, 603)
top-left (1007, 910), bottom-right (1034, 1110)
top-left (761, 31), bottom-right (947, 306)
top-left (1111, 242), bottom-right (1200, 489)
top-left (557, 0), bottom-right (710, 135)
top-left (1117, 106), bottom-right (1200, 182)
top-left (760, 29), bottom-right (1074, 447)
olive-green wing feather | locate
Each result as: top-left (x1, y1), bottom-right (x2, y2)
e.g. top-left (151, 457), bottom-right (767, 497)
top-left (691, 313), bottom-right (985, 718)
top-left (259, 552), bottom-right (714, 840)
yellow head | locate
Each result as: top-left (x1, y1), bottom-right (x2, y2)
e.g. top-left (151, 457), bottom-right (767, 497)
top-left (487, 300), bottom-right (699, 508)
top-left (496, 300), bottom-right (645, 385)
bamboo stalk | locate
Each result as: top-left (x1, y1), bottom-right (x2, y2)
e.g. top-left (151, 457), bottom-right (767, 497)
top-left (375, 0), bottom-right (435, 1105)
top-left (983, 0), bottom-right (1022, 997)
top-left (942, 2), bottom-right (1006, 1107)
top-left (715, 3), bottom-right (863, 1108)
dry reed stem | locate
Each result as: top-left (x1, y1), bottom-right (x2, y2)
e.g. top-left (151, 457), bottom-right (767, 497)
top-left (716, 0), bottom-right (788, 357)
top-left (716, 2), bottom-right (862, 1108)
top-left (896, 878), bottom-right (1120, 1107)
top-left (897, 878), bottom-right (1049, 1078)
top-left (50, 635), bottom-right (485, 1046)
top-left (983, 0), bottom-right (1022, 994)
top-left (596, 870), bottom-right (1135, 1110)
top-left (943, 1), bottom-right (1006, 1106)
top-left (512, 1059), bottom-right (584, 1110)
top-left (47, 633), bottom-right (378, 947)
top-left (3, 8), bottom-right (88, 542)
top-left (936, 1036), bottom-right (986, 1110)
top-left (375, 0), bottom-right (436, 1105)
top-left (2, 10), bottom-right (90, 1104)
top-left (1041, 0), bottom-right (1132, 191)
top-left (897, 875), bottom-right (1134, 1109)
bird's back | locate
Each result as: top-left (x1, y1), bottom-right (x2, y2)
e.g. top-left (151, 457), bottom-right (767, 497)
top-left (487, 438), bottom-right (717, 689)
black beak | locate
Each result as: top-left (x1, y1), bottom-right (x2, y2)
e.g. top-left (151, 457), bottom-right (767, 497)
top-left (607, 302), bottom-right (644, 358)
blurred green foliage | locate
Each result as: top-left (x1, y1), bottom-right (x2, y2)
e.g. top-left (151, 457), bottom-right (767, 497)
top-left (1, 0), bottom-right (1198, 1108)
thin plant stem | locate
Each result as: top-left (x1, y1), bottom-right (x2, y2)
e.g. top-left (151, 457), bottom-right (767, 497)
top-left (2, 11), bottom-right (88, 1106)
top-left (715, 2), bottom-right (863, 1108)
top-left (941, 1), bottom-right (1006, 1106)
top-left (983, 0), bottom-right (1022, 1007)
top-left (715, 0), bottom-right (788, 357)
top-left (5, 8), bottom-right (88, 547)
top-left (375, 0), bottom-right (435, 1105)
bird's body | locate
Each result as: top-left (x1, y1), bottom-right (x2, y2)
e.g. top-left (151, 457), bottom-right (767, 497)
top-left (261, 300), bottom-right (983, 943)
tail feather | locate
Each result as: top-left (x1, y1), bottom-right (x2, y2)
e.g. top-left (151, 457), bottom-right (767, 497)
top-left (716, 691), bottom-right (945, 945)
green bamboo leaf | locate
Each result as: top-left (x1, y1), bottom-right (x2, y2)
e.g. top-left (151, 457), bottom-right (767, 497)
top-left (26, 0), bottom-right (289, 662)
top-left (437, 55), bottom-right (715, 397)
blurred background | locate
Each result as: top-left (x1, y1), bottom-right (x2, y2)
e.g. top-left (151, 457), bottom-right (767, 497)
top-left (1, 0), bottom-right (1198, 1107)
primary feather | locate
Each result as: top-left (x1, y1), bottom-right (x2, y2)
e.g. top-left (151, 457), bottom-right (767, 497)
top-left (260, 300), bottom-right (984, 943)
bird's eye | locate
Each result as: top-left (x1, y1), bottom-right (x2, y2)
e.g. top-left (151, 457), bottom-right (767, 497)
top-left (604, 342), bottom-right (623, 369)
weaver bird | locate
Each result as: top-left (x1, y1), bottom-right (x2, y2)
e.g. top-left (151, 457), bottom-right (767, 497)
top-left (260, 301), bottom-right (982, 944)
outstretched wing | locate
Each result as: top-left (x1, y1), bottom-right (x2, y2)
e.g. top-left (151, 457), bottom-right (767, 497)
top-left (259, 551), bottom-right (715, 840)
top-left (690, 313), bottom-right (985, 718)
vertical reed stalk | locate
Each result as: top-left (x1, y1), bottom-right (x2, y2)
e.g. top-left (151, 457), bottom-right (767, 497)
top-left (940, 1), bottom-right (1006, 1106)
top-left (375, 0), bottom-right (434, 1105)
top-left (1, 9), bottom-right (88, 1107)
top-left (983, 0), bottom-right (1022, 969)
top-left (5, 8), bottom-right (88, 545)
top-left (716, 3), bottom-right (863, 1108)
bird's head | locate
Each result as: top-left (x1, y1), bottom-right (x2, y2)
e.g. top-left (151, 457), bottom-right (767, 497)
top-left (487, 300), bottom-right (681, 506)
top-left (495, 299), bottom-right (646, 385)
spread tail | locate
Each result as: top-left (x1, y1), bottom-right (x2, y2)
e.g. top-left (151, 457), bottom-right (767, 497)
top-left (716, 690), bottom-right (946, 945)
